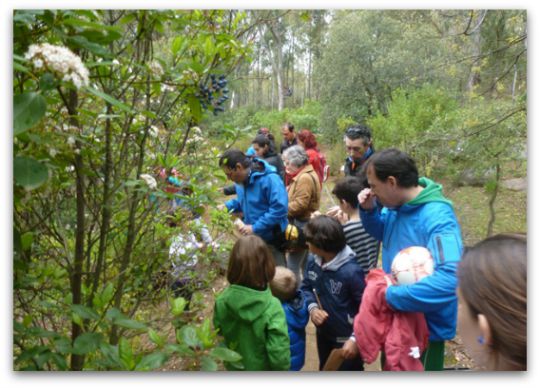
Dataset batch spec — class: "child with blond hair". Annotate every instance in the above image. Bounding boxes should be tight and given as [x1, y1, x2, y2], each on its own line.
[270, 266, 309, 371]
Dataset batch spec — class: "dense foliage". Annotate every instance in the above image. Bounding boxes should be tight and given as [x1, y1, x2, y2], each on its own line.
[13, 9, 527, 371]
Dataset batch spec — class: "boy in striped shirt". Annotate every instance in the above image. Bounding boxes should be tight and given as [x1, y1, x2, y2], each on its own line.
[327, 176, 380, 274]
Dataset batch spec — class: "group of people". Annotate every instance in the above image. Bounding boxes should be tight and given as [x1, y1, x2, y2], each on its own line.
[172, 122, 526, 372]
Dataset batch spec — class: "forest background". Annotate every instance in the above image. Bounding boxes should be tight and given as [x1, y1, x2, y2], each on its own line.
[5, 1, 536, 385]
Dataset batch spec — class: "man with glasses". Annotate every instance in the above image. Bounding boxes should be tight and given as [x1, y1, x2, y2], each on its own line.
[343, 124, 374, 178]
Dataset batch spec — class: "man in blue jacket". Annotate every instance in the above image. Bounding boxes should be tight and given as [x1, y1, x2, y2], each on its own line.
[220, 149, 288, 266]
[358, 148, 463, 371]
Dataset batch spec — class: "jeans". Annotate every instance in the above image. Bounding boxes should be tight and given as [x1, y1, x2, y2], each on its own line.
[268, 243, 287, 267]
[287, 248, 308, 285]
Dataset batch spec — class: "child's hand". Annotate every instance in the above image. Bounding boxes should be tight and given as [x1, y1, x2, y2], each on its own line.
[325, 205, 340, 218]
[335, 210, 349, 225]
[358, 188, 376, 211]
[341, 339, 359, 359]
[310, 308, 329, 326]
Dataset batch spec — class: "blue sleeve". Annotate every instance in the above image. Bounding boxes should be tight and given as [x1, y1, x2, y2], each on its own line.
[386, 204, 463, 313]
[225, 198, 241, 213]
[252, 174, 288, 235]
[359, 204, 386, 241]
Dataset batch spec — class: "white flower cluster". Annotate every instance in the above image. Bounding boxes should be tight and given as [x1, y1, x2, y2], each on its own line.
[25, 43, 90, 89]
[161, 83, 175, 93]
[186, 126, 204, 145]
[149, 126, 159, 138]
[149, 60, 164, 77]
[140, 174, 157, 189]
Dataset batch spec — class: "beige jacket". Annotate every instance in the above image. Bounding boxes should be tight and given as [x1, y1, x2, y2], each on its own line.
[287, 164, 321, 220]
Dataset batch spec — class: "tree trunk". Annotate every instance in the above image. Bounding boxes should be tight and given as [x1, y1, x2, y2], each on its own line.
[466, 12, 484, 93]
[486, 163, 501, 237]
[67, 88, 86, 371]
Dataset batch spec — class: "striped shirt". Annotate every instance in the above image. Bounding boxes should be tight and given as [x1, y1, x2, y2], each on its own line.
[343, 220, 380, 275]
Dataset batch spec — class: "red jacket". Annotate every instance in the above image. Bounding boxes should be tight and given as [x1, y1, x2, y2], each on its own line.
[305, 148, 324, 186]
[353, 269, 429, 371]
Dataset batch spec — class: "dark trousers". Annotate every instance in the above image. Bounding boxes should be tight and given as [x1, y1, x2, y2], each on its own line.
[316, 333, 364, 371]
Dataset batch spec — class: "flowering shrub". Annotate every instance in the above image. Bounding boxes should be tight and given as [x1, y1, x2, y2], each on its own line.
[24, 43, 90, 89]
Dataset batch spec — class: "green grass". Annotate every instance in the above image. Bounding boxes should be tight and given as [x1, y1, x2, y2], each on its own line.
[443, 181, 527, 246]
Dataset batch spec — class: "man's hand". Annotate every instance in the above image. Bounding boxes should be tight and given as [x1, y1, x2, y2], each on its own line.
[310, 308, 329, 326]
[217, 204, 227, 211]
[358, 188, 376, 211]
[341, 338, 359, 359]
[239, 224, 254, 236]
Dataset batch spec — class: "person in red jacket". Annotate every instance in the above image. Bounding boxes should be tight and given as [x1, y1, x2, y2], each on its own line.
[353, 269, 429, 371]
[297, 129, 326, 186]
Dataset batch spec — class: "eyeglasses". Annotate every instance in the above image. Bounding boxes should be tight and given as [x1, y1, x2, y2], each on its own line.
[346, 146, 363, 152]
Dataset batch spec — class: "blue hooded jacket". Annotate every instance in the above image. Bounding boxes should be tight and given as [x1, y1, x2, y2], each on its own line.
[225, 158, 288, 243]
[360, 177, 463, 341]
[300, 245, 365, 342]
[282, 290, 309, 371]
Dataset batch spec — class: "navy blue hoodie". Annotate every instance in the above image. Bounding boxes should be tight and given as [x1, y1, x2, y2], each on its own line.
[300, 245, 366, 341]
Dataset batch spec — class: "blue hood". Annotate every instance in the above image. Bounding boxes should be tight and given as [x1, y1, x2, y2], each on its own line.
[225, 158, 288, 243]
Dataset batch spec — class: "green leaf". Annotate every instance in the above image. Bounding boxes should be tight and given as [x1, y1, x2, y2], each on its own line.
[118, 337, 135, 370]
[72, 332, 103, 355]
[210, 347, 243, 363]
[114, 318, 147, 331]
[135, 352, 169, 371]
[13, 156, 49, 190]
[187, 95, 202, 122]
[14, 92, 47, 135]
[100, 283, 114, 305]
[200, 355, 218, 371]
[50, 353, 68, 370]
[171, 36, 183, 55]
[53, 337, 72, 354]
[71, 304, 100, 321]
[39, 73, 57, 91]
[99, 342, 121, 366]
[84, 87, 134, 113]
[178, 325, 200, 349]
[67, 35, 109, 57]
[105, 307, 124, 322]
[20, 232, 33, 251]
[148, 328, 165, 348]
[170, 296, 187, 316]
[164, 343, 195, 357]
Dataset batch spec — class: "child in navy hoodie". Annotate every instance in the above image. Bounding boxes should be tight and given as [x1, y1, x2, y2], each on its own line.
[270, 266, 309, 371]
[300, 215, 366, 371]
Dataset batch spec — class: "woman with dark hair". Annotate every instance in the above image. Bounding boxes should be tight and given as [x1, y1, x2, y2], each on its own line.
[252, 134, 285, 181]
[457, 233, 526, 371]
[297, 129, 325, 185]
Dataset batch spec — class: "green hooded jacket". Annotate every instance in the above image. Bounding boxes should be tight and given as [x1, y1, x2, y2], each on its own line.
[407, 177, 453, 207]
[213, 284, 291, 371]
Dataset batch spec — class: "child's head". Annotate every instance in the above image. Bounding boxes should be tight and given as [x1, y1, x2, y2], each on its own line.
[331, 175, 368, 211]
[269, 266, 297, 302]
[303, 215, 346, 255]
[457, 233, 526, 371]
[227, 235, 276, 290]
